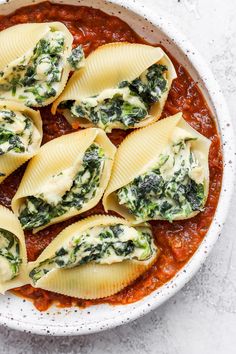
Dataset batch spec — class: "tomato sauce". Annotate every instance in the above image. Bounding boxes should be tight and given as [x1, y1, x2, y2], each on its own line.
[0, 2, 223, 311]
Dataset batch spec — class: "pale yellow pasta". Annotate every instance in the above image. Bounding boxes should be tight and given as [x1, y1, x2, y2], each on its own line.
[12, 129, 116, 232]
[0, 22, 73, 106]
[0, 205, 28, 293]
[52, 43, 176, 130]
[28, 215, 159, 299]
[0, 23, 48, 71]
[103, 112, 211, 221]
[0, 100, 42, 183]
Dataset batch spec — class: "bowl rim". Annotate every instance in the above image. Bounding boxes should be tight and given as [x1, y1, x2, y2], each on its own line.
[0, 0, 235, 336]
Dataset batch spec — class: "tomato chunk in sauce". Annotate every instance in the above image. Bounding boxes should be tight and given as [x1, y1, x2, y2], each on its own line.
[0, 1, 223, 311]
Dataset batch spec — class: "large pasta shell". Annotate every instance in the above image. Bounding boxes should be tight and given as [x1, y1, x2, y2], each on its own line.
[103, 113, 211, 221]
[28, 215, 158, 299]
[0, 100, 42, 184]
[52, 43, 176, 128]
[12, 129, 116, 232]
[0, 23, 49, 72]
[0, 22, 73, 107]
[0, 205, 28, 293]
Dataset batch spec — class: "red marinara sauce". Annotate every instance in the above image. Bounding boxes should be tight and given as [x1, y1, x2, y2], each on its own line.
[0, 2, 223, 311]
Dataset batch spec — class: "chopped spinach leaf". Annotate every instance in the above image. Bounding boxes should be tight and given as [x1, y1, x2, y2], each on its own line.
[67, 45, 84, 70]
[128, 64, 168, 105]
[73, 95, 148, 130]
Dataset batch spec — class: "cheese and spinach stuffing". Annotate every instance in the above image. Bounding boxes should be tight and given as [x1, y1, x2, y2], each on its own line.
[67, 44, 84, 71]
[0, 30, 71, 106]
[62, 64, 168, 131]
[117, 137, 206, 222]
[29, 224, 156, 284]
[0, 108, 36, 156]
[0, 228, 22, 282]
[19, 143, 105, 230]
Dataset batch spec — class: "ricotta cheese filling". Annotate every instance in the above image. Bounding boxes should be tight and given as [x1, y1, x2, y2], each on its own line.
[29, 224, 156, 284]
[19, 143, 105, 230]
[0, 228, 21, 282]
[0, 108, 40, 155]
[0, 30, 66, 106]
[117, 131, 206, 222]
[65, 63, 168, 131]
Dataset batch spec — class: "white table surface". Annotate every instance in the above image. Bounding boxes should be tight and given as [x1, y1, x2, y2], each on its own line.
[0, 0, 236, 352]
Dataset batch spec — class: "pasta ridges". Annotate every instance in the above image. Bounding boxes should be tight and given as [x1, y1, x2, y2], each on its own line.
[0, 205, 28, 293]
[34, 260, 155, 300]
[0, 23, 50, 71]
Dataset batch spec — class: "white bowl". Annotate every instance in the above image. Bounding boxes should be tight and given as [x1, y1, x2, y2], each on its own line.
[0, 0, 235, 336]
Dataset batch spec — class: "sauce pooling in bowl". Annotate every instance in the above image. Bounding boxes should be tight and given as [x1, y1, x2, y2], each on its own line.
[0, 1, 222, 311]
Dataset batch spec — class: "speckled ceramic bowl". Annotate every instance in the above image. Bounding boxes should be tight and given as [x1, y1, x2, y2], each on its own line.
[0, 0, 235, 336]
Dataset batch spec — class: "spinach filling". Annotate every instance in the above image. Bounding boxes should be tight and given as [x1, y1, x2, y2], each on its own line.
[67, 45, 84, 70]
[29, 224, 155, 284]
[67, 64, 168, 130]
[0, 30, 66, 105]
[117, 138, 206, 222]
[0, 109, 34, 155]
[126, 63, 168, 105]
[19, 144, 105, 230]
[72, 94, 148, 130]
[0, 228, 22, 281]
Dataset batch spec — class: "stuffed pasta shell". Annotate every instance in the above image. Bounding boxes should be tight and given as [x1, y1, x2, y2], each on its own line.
[12, 128, 116, 232]
[103, 113, 211, 222]
[28, 215, 158, 299]
[0, 100, 42, 183]
[0, 22, 82, 107]
[52, 43, 176, 132]
[0, 205, 27, 293]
